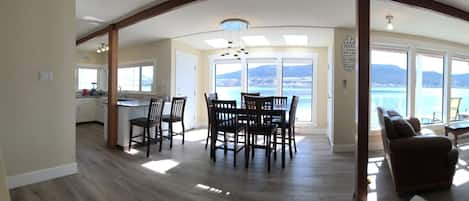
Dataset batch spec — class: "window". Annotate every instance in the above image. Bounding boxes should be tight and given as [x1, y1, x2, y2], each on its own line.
[283, 60, 313, 122]
[215, 62, 242, 103]
[451, 57, 469, 121]
[118, 64, 154, 92]
[370, 49, 408, 129]
[248, 61, 277, 97]
[78, 68, 98, 90]
[213, 56, 316, 123]
[415, 52, 444, 124]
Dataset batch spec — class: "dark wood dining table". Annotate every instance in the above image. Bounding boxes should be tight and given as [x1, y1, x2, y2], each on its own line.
[209, 107, 288, 169]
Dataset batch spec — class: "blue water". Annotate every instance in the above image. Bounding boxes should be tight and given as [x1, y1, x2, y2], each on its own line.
[370, 87, 469, 128]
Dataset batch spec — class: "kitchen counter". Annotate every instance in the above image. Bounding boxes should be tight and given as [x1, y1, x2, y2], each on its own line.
[103, 99, 150, 107]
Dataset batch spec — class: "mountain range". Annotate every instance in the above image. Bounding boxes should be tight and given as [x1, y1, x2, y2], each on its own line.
[216, 64, 469, 88]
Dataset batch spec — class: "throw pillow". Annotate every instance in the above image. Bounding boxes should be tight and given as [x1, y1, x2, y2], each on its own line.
[392, 119, 416, 138]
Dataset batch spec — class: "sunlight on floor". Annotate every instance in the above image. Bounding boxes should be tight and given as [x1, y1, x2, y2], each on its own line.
[367, 156, 384, 200]
[124, 148, 140, 155]
[141, 159, 180, 174]
[453, 169, 469, 186]
[173, 129, 208, 142]
[367, 192, 377, 201]
[458, 144, 469, 151]
[195, 184, 231, 196]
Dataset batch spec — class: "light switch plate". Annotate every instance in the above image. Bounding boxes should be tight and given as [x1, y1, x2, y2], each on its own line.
[38, 72, 54, 81]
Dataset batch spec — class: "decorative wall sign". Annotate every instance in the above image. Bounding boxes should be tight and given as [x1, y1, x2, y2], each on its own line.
[343, 36, 356, 71]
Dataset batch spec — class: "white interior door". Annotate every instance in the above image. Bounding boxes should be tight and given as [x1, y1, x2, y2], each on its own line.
[175, 51, 197, 129]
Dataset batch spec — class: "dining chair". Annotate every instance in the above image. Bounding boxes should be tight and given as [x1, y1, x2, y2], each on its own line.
[162, 97, 187, 149]
[204, 92, 218, 149]
[272, 96, 299, 158]
[240, 92, 261, 108]
[211, 100, 245, 167]
[272, 96, 288, 109]
[244, 96, 275, 154]
[129, 98, 165, 157]
[244, 96, 277, 171]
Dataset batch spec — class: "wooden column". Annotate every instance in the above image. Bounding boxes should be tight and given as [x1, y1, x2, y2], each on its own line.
[107, 24, 118, 147]
[354, 0, 370, 200]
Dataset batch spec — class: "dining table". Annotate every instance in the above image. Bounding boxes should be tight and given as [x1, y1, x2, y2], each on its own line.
[209, 106, 288, 169]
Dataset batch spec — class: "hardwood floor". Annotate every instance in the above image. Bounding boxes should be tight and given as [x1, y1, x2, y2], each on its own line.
[10, 124, 355, 201]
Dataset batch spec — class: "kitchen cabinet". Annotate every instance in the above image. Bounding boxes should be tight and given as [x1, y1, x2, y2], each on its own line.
[76, 97, 104, 123]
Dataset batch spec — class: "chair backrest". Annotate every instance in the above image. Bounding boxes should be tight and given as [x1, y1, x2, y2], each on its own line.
[211, 100, 238, 130]
[244, 96, 273, 110]
[288, 96, 299, 125]
[170, 97, 187, 120]
[273, 96, 288, 110]
[204, 93, 218, 123]
[450, 97, 462, 121]
[241, 92, 260, 107]
[147, 98, 165, 123]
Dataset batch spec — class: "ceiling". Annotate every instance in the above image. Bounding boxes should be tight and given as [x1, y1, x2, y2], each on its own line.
[76, 0, 166, 37]
[77, 0, 469, 51]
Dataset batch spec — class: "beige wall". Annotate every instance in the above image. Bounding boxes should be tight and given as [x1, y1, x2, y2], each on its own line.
[197, 47, 330, 129]
[0, 0, 76, 178]
[117, 40, 172, 96]
[76, 49, 105, 65]
[331, 28, 357, 149]
[0, 148, 11, 201]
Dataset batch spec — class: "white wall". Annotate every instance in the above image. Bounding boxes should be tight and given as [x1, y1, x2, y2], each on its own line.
[0, 0, 76, 186]
[0, 148, 10, 201]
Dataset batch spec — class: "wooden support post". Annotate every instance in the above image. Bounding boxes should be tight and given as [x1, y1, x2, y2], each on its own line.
[107, 25, 118, 147]
[354, 0, 370, 200]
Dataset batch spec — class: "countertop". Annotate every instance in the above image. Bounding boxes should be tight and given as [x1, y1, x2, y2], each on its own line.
[103, 99, 149, 107]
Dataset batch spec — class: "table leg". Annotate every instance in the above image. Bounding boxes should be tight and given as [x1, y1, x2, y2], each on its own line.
[282, 113, 286, 168]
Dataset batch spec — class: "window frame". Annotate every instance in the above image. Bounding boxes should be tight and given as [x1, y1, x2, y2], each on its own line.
[209, 53, 318, 124]
[414, 51, 446, 125]
[118, 61, 155, 94]
[76, 64, 102, 92]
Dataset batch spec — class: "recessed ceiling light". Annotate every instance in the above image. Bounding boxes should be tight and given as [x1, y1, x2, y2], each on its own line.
[205, 39, 228, 48]
[241, 36, 270, 46]
[283, 35, 308, 46]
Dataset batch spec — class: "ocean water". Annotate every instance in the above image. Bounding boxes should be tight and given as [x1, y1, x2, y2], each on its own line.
[370, 87, 469, 128]
[216, 86, 469, 128]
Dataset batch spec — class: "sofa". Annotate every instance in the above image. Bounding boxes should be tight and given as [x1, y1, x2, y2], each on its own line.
[376, 107, 458, 194]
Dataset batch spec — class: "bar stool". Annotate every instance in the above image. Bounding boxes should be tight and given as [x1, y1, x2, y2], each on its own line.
[129, 98, 165, 157]
[162, 97, 187, 149]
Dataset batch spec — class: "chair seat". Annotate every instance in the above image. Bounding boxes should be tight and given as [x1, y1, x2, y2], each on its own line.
[162, 115, 182, 122]
[130, 118, 158, 127]
[247, 125, 277, 135]
[216, 120, 244, 133]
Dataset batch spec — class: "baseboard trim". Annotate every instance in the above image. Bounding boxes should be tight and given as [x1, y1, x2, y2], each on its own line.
[331, 143, 383, 153]
[332, 144, 355, 153]
[7, 163, 78, 189]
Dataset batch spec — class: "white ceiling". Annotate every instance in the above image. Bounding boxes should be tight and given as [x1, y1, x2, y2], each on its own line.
[371, 0, 469, 46]
[76, 0, 166, 37]
[77, 0, 469, 51]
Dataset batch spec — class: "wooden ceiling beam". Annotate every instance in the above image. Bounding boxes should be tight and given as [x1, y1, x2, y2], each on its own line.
[76, 0, 201, 45]
[391, 0, 469, 22]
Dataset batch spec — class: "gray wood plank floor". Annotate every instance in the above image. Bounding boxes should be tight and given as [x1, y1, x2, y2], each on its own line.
[10, 124, 356, 201]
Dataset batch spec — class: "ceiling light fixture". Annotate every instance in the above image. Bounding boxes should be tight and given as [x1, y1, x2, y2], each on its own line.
[219, 18, 250, 60]
[283, 35, 308, 46]
[386, 15, 394, 31]
[96, 43, 109, 54]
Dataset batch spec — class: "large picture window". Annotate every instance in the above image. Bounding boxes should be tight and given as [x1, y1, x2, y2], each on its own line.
[370, 49, 408, 129]
[118, 63, 154, 92]
[213, 56, 315, 122]
[415, 52, 444, 124]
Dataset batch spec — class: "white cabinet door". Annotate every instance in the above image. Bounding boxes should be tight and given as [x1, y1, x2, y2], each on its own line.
[76, 98, 97, 123]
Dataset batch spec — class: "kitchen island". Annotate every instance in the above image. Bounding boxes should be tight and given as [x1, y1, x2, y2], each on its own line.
[103, 99, 170, 149]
